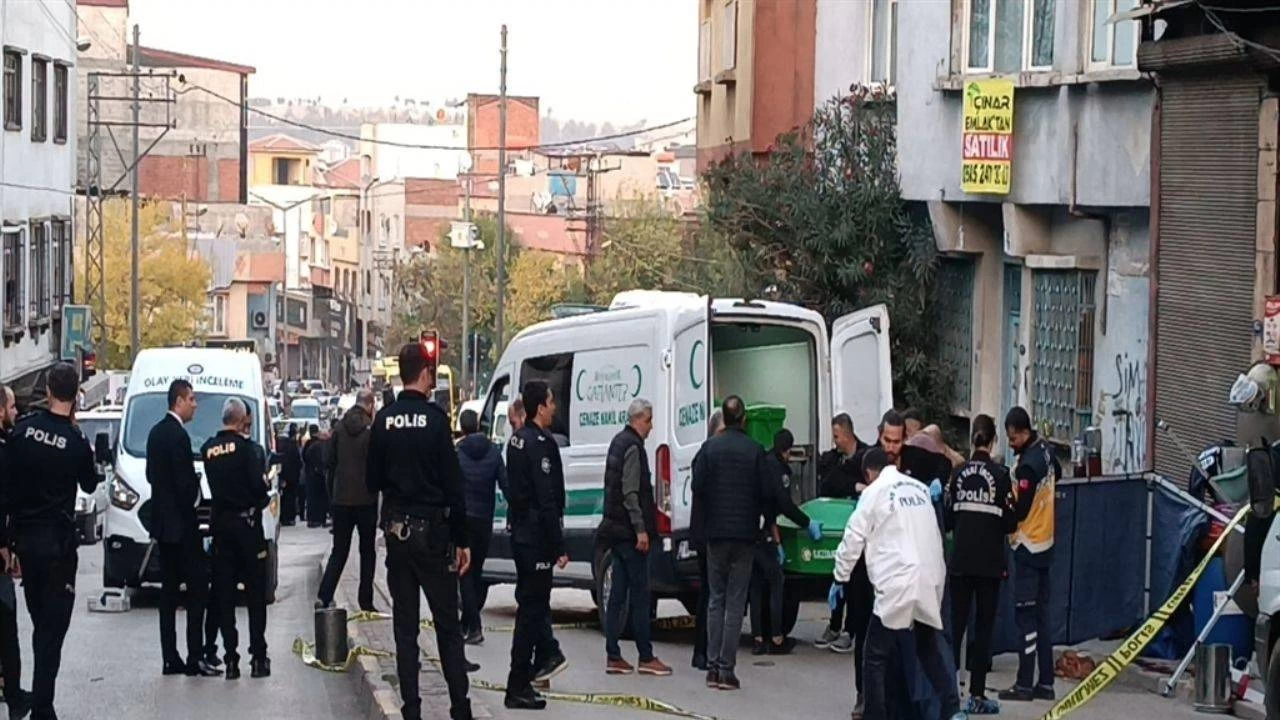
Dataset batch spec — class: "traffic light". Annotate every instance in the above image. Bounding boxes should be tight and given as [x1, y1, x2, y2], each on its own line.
[76, 346, 97, 382]
[419, 330, 445, 365]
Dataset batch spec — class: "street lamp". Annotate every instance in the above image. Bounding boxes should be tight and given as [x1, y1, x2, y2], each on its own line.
[249, 190, 328, 385]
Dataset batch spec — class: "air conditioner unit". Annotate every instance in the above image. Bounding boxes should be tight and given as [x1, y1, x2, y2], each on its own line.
[251, 310, 269, 329]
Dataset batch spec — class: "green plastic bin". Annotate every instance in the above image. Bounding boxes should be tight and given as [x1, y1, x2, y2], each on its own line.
[745, 404, 787, 449]
[778, 497, 857, 576]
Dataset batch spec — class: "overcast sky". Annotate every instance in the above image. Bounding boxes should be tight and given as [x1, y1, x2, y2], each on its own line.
[127, 0, 697, 125]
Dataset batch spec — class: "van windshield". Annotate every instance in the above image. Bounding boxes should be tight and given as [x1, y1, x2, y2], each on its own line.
[121, 392, 261, 458]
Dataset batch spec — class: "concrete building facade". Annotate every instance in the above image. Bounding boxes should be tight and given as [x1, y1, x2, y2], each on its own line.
[0, 0, 79, 401]
[895, 0, 1153, 471]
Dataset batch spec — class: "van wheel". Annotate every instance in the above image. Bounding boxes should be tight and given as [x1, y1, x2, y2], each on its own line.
[780, 589, 801, 637]
[264, 540, 279, 605]
[593, 546, 656, 639]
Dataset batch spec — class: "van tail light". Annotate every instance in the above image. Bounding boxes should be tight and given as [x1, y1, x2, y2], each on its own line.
[654, 444, 672, 535]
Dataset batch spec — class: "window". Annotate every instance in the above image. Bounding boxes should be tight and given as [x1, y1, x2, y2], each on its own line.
[1031, 270, 1096, 441]
[51, 220, 68, 308]
[211, 294, 227, 334]
[30, 57, 46, 142]
[721, 1, 737, 72]
[870, 0, 899, 86]
[965, 0, 1054, 73]
[3, 228, 22, 328]
[699, 20, 712, 82]
[479, 374, 512, 443]
[272, 157, 299, 185]
[29, 221, 48, 319]
[1090, 0, 1138, 68]
[3, 49, 20, 131]
[519, 353, 574, 445]
[53, 63, 67, 143]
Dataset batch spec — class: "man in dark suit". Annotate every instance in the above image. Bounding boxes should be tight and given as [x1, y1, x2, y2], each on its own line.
[147, 379, 220, 678]
[277, 423, 302, 526]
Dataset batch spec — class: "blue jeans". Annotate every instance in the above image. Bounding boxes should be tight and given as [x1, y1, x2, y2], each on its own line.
[604, 542, 653, 661]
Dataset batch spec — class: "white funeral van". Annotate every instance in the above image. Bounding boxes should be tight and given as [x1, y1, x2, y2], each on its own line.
[104, 348, 282, 601]
[475, 290, 892, 615]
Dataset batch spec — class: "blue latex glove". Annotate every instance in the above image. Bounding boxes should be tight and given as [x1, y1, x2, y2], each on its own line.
[776, 544, 786, 566]
[807, 520, 824, 542]
[929, 478, 943, 503]
[828, 581, 844, 611]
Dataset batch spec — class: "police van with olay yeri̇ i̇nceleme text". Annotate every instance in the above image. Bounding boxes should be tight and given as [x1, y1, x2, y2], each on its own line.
[103, 348, 282, 601]
[471, 290, 893, 628]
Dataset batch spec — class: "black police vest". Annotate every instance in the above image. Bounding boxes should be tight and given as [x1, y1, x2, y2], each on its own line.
[598, 426, 657, 543]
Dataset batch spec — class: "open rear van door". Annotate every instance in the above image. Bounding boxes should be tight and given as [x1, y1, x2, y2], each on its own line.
[667, 295, 711, 542]
[830, 304, 894, 445]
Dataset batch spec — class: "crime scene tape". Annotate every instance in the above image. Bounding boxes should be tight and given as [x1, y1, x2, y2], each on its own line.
[291, 636, 391, 673]
[418, 614, 697, 633]
[347, 610, 392, 623]
[1039, 502, 1257, 720]
[421, 653, 724, 720]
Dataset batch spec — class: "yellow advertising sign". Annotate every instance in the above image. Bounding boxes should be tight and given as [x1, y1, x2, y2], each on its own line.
[961, 78, 1014, 194]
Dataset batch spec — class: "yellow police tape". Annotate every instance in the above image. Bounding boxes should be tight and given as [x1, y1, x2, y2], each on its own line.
[419, 653, 724, 720]
[417, 614, 697, 633]
[1039, 502, 1255, 720]
[291, 636, 392, 673]
[347, 610, 392, 623]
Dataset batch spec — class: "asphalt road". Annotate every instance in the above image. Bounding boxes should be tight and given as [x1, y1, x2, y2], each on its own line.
[11, 526, 359, 720]
[462, 584, 1219, 720]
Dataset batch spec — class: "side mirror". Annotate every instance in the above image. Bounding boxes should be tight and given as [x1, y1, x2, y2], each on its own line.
[94, 432, 113, 464]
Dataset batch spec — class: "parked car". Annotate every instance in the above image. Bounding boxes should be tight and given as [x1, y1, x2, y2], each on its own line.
[75, 405, 121, 544]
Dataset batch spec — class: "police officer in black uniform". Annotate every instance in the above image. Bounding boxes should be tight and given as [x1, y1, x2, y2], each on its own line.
[8, 362, 102, 720]
[366, 343, 472, 720]
[202, 398, 271, 680]
[504, 380, 569, 711]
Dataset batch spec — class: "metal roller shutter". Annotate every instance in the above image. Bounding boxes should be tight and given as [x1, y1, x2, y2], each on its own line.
[1153, 72, 1263, 482]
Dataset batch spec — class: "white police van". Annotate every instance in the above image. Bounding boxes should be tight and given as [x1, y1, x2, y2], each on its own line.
[104, 348, 281, 601]
[474, 291, 892, 618]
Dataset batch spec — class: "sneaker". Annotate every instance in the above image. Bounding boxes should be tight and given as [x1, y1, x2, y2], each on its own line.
[637, 658, 673, 676]
[503, 689, 547, 711]
[533, 653, 568, 683]
[465, 659, 481, 673]
[997, 686, 1033, 702]
[815, 626, 840, 648]
[606, 657, 634, 675]
[1033, 685, 1055, 701]
[850, 696, 865, 720]
[717, 670, 741, 690]
[769, 637, 797, 655]
[705, 669, 720, 688]
[463, 628, 485, 646]
[751, 639, 768, 656]
[829, 632, 854, 654]
[966, 696, 1000, 715]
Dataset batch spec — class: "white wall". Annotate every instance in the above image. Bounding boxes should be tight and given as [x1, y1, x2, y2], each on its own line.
[248, 185, 322, 291]
[360, 123, 468, 181]
[0, 0, 78, 385]
[815, 0, 871, 108]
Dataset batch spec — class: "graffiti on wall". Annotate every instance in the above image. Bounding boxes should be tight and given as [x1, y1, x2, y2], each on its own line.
[1102, 352, 1147, 472]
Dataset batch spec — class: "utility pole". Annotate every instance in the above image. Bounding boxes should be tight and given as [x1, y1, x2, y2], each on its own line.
[461, 173, 472, 398]
[495, 24, 508, 351]
[129, 24, 141, 362]
[280, 209, 289, 382]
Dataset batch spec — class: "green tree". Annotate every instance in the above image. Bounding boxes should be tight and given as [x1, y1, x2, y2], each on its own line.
[701, 88, 950, 419]
[75, 199, 212, 369]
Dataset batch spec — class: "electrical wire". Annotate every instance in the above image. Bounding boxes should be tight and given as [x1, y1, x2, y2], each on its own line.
[33, 0, 79, 51]
[1196, 2, 1280, 13]
[179, 81, 693, 153]
[1198, 2, 1280, 63]
[0, 180, 76, 196]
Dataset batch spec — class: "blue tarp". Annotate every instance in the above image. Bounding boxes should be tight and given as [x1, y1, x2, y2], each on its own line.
[1143, 484, 1208, 659]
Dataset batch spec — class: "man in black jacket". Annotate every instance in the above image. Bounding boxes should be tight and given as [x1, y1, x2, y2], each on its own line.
[689, 410, 724, 672]
[457, 408, 506, 645]
[503, 381, 569, 710]
[317, 389, 379, 611]
[147, 379, 220, 678]
[751, 429, 821, 656]
[10, 363, 104, 719]
[203, 398, 272, 680]
[303, 424, 329, 528]
[691, 396, 775, 691]
[816, 413, 867, 655]
[0, 386, 30, 718]
[278, 424, 302, 526]
[366, 344, 472, 720]
[945, 414, 1016, 715]
[598, 398, 672, 677]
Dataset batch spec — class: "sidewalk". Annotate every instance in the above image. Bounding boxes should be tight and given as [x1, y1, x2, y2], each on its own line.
[330, 534, 493, 720]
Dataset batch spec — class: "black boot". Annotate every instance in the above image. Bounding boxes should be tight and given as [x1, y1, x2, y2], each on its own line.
[250, 656, 271, 678]
[224, 660, 241, 680]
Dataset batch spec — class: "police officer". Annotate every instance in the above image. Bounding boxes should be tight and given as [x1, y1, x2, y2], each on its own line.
[0, 385, 30, 719]
[8, 362, 102, 720]
[366, 343, 472, 720]
[945, 414, 1016, 715]
[504, 380, 569, 710]
[202, 398, 271, 680]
